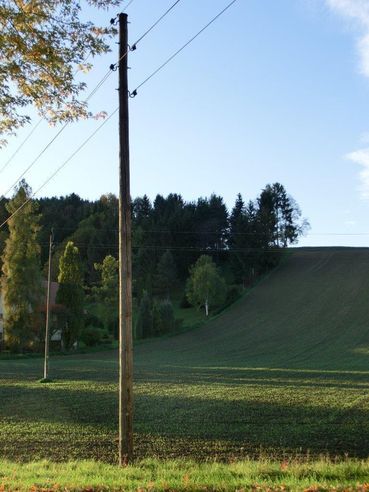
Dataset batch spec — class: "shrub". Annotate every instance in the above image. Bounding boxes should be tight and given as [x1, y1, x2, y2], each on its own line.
[153, 300, 175, 336]
[84, 312, 104, 329]
[179, 294, 191, 309]
[135, 291, 153, 339]
[80, 326, 106, 347]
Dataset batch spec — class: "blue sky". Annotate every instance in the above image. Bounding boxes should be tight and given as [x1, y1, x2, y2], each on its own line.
[2, 0, 369, 247]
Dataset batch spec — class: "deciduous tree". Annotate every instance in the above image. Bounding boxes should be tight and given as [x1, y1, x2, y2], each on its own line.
[186, 255, 226, 317]
[0, 0, 120, 145]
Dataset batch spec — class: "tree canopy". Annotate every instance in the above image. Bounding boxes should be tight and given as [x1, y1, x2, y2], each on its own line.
[1, 180, 42, 351]
[186, 255, 226, 317]
[0, 180, 308, 347]
[56, 241, 84, 349]
[0, 0, 121, 145]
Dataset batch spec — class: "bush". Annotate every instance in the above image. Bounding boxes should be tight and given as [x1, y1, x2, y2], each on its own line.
[179, 294, 191, 309]
[79, 326, 107, 347]
[153, 299, 175, 336]
[135, 291, 153, 339]
[84, 312, 104, 329]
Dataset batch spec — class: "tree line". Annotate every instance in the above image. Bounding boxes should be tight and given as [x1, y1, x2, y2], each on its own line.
[0, 180, 308, 352]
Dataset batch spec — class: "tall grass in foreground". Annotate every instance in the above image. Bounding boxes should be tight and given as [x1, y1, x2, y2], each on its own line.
[1, 458, 369, 491]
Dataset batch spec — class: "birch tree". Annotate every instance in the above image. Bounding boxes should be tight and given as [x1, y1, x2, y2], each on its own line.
[186, 255, 226, 317]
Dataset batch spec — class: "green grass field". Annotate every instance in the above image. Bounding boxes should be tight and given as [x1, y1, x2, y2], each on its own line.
[1, 247, 369, 489]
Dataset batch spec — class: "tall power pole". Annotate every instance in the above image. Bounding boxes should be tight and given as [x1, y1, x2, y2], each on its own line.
[43, 228, 53, 381]
[118, 12, 133, 465]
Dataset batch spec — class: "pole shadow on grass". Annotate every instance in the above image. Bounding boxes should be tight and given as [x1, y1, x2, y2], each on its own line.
[1, 362, 369, 462]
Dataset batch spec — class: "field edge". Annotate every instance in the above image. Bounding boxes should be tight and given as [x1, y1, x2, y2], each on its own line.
[2, 458, 369, 491]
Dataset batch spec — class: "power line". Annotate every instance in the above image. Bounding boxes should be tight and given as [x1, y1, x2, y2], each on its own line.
[110, 0, 183, 70]
[130, 0, 239, 97]
[2, 123, 69, 198]
[38, 242, 367, 254]
[0, 119, 43, 174]
[130, 0, 182, 50]
[0, 53, 93, 176]
[123, 0, 136, 11]
[1, 70, 119, 198]
[28, 225, 369, 237]
[1, 1, 185, 196]
[0, 108, 119, 230]
[1, 65, 114, 197]
[34, 240, 288, 253]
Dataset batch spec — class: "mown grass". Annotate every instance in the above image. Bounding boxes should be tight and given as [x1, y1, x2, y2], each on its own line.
[1, 248, 369, 488]
[2, 458, 369, 491]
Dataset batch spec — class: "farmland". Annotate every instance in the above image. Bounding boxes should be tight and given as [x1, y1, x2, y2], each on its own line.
[1, 247, 369, 488]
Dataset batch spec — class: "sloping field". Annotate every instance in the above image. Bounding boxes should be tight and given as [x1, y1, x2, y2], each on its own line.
[137, 247, 369, 371]
[1, 247, 369, 463]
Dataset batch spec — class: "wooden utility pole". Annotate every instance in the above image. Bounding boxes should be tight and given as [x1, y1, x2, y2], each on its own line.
[118, 12, 133, 465]
[43, 228, 53, 380]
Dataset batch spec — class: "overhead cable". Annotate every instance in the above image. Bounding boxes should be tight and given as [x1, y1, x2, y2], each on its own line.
[130, 0, 239, 97]
[1, 0, 183, 194]
[0, 51, 94, 176]
[130, 0, 181, 50]
[0, 119, 43, 174]
[0, 108, 118, 230]
[123, 0, 136, 11]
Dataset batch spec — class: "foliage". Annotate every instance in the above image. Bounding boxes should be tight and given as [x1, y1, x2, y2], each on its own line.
[228, 185, 309, 282]
[135, 290, 152, 339]
[155, 250, 177, 299]
[257, 182, 309, 248]
[34, 185, 307, 297]
[228, 194, 258, 284]
[0, 0, 121, 145]
[56, 241, 84, 349]
[80, 326, 109, 347]
[93, 255, 118, 337]
[186, 255, 226, 316]
[179, 292, 191, 308]
[38, 193, 94, 268]
[152, 299, 175, 336]
[1, 180, 42, 352]
[134, 246, 156, 299]
[65, 193, 118, 284]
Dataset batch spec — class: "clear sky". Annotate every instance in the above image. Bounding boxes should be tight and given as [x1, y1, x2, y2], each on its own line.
[2, 0, 369, 247]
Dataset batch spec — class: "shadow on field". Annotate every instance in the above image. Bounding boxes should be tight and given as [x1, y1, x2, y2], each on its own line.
[133, 391, 369, 458]
[135, 365, 369, 391]
[1, 363, 369, 461]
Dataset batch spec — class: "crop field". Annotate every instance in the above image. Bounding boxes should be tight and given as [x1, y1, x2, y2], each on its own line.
[1, 248, 369, 488]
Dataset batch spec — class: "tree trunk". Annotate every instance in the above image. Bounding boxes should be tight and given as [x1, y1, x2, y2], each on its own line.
[205, 299, 209, 317]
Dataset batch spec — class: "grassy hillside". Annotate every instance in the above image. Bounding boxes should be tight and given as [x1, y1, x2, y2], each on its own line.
[1, 247, 369, 465]
[137, 247, 369, 371]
